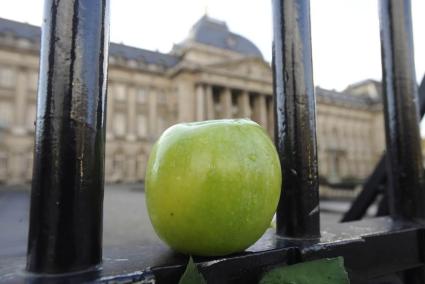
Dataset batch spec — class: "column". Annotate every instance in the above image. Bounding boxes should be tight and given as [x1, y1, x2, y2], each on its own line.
[106, 83, 115, 140]
[254, 95, 267, 129]
[220, 88, 232, 118]
[238, 90, 251, 118]
[195, 84, 205, 121]
[266, 95, 274, 136]
[177, 79, 196, 122]
[148, 87, 157, 137]
[205, 85, 214, 119]
[14, 68, 27, 134]
[126, 86, 137, 141]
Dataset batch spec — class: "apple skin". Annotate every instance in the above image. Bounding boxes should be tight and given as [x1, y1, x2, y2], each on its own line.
[145, 119, 281, 256]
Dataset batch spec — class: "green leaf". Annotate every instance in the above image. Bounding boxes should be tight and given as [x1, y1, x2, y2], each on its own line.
[178, 256, 207, 284]
[259, 257, 350, 284]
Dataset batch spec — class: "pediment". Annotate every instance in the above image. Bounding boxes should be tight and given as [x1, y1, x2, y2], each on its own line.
[205, 57, 272, 81]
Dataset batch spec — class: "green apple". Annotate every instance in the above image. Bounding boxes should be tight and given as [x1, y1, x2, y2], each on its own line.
[145, 119, 281, 256]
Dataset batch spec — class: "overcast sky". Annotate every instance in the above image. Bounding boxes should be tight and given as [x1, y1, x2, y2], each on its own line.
[0, 0, 424, 91]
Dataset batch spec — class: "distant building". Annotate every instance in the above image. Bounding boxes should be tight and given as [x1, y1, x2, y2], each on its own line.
[0, 16, 385, 188]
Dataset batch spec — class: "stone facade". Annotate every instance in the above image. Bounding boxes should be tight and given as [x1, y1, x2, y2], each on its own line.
[0, 16, 385, 187]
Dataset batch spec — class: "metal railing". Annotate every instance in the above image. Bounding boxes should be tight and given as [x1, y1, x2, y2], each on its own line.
[1, 0, 424, 283]
[27, 0, 109, 274]
[343, 75, 425, 222]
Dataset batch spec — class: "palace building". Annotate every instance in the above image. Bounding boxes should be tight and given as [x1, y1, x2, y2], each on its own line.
[0, 16, 385, 189]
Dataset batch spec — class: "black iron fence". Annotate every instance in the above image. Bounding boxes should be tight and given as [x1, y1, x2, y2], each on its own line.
[1, 0, 424, 283]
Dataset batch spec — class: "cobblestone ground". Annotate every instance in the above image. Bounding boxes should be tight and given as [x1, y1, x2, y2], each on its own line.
[0, 184, 343, 258]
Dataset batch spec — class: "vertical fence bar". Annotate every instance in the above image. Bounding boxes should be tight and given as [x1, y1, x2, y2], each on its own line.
[26, 0, 110, 274]
[379, 0, 425, 220]
[272, 0, 320, 238]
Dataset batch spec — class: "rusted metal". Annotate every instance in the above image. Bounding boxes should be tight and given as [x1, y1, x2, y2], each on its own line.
[26, 0, 110, 274]
[379, 0, 425, 220]
[272, 0, 320, 238]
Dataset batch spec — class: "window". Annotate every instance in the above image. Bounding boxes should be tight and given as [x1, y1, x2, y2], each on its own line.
[113, 112, 126, 137]
[0, 66, 16, 88]
[26, 104, 37, 130]
[249, 94, 257, 121]
[231, 93, 239, 117]
[29, 72, 38, 91]
[157, 90, 167, 105]
[137, 88, 148, 104]
[107, 85, 113, 98]
[0, 102, 13, 128]
[25, 153, 33, 181]
[112, 152, 125, 181]
[157, 115, 167, 135]
[137, 114, 147, 137]
[328, 150, 342, 183]
[213, 91, 222, 118]
[105, 156, 113, 176]
[0, 152, 7, 177]
[114, 84, 126, 102]
[128, 60, 137, 68]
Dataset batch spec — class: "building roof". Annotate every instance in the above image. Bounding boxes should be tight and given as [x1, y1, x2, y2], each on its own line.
[316, 87, 381, 108]
[0, 17, 382, 109]
[187, 15, 263, 59]
[345, 79, 382, 91]
[109, 44, 180, 68]
[0, 17, 181, 68]
[0, 16, 263, 67]
[345, 79, 383, 96]
[0, 17, 41, 43]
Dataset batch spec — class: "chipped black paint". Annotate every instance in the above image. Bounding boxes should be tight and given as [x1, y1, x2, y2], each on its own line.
[272, 0, 320, 238]
[26, 0, 110, 274]
[379, 0, 425, 220]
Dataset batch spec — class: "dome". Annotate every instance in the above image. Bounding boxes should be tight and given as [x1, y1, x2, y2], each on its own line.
[187, 15, 263, 59]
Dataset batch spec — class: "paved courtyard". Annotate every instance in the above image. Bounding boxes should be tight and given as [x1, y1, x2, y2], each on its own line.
[0, 184, 344, 259]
